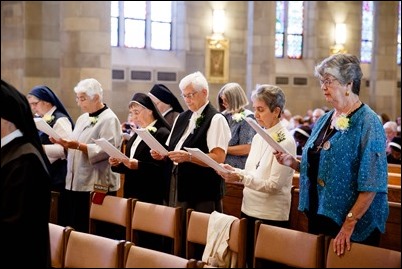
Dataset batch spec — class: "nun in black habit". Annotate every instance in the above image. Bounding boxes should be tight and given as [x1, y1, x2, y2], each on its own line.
[1, 79, 52, 268]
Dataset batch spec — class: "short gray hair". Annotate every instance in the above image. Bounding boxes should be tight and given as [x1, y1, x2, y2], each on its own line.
[74, 78, 103, 101]
[314, 54, 363, 95]
[251, 84, 286, 115]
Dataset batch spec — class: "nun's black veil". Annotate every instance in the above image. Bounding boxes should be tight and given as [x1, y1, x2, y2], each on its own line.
[130, 92, 171, 131]
[1, 79, 51, 171]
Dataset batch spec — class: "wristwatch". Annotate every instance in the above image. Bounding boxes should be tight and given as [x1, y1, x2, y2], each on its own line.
[347, 212, 359, 221]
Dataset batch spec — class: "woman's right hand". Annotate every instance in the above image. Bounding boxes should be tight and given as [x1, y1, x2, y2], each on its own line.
[150, 149, 165, 160]
[274, 151, 297, 169]
[109, 157, 121, 166]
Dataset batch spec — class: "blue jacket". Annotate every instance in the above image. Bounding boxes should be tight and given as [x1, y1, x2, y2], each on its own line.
[299, 104, 389, 241]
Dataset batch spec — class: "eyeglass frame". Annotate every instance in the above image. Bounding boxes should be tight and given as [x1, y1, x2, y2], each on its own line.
[29, 100, 41, 106]
[131, 108, 145, 116]
[319, 78, 338, 88]
[180, 91, 198, 99]
[75, 96, 88, 102]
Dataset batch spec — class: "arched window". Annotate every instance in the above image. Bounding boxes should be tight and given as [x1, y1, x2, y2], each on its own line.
[275, 1, 304, 59]
[111, 1, 172, 50]
[360, 1, 374, 63]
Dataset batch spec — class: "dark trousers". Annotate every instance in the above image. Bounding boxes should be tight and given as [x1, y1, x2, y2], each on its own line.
[64, 189, 116, 233]
[308, 213, 381, 246]
[241, 212, 290, 268]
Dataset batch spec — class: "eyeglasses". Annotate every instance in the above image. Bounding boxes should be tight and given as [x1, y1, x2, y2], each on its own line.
[131, 108, 144, 116]
[76, 96, 87, 102]
[319, 78, 338, 88]
[29, 101, 41, 106]
[180, 91, 198, 99]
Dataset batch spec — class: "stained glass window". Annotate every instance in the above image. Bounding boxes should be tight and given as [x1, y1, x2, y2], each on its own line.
[111, 1, 172, 50]
[275, 1, 304, 59]
[361, 1, 374, 63]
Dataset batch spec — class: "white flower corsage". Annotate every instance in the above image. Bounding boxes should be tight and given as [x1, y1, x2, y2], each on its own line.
[271, 130, 286, 143]
[333, 114, 350, 133]
[146, 126, 157, 133]
[232, 111, 246, 122]
[43, 114, 55, 124]
[89, 116, 98, 126]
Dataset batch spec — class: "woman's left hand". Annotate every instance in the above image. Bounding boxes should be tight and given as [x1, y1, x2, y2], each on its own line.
[332, 220, 356, 256]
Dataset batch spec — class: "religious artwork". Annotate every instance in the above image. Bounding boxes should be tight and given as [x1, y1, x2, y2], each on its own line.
[205, 37, 229, 83]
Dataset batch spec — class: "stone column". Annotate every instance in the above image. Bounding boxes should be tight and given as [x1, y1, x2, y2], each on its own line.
[59, 1, 112, 120]
[246, 1, 276, 97]
[369, 1, 399, 117]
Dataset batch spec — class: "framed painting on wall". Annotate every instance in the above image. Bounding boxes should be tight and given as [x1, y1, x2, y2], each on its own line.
[205, 37, 229, 83]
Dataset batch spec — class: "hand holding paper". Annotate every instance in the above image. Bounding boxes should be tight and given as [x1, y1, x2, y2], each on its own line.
[93, 138, 129, 160]
[184, 147, 230, 174]
[34, 117, 61, 139]
[134, 128, 168, 155]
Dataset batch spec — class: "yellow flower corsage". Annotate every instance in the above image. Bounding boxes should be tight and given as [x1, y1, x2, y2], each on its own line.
[271, 130, 286, 143]
[333, 114, 350, 133]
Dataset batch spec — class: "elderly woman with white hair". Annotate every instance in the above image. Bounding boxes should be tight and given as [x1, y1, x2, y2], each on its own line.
[383, 121, 398, 154]
[51, 78, 122, 233]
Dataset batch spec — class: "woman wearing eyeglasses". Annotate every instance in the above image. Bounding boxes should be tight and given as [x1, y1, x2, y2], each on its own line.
[51, 78, 122, 233]
[27, 85, 74, 226]
[109, 93, 171, 205]
[274, 54, 388, 256]
[108, 93, 171, 249]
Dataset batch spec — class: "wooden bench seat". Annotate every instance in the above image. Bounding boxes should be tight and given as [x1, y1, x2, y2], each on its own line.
[388, 163, 401, 174]
[388, 172, 401, 186]
[380, 201, 401, 252]
[388, 184, 401, 203]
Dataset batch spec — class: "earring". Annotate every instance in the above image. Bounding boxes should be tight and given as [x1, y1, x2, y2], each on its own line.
[345, 90, 350, 96]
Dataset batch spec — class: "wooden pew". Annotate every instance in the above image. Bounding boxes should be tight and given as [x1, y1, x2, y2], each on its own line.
[388, 172, 401, 186]
[388, 184, 401, 203]
[388, 163, 401, 174]
[292, 173, 300, 187]
[289, 186, 308, 232]
[293, 172, 400, 187]
[379, 201, 401, 252]
[222, 181, 244, 218]
[223, 178, 401, 252]
[223, 173, 300, 218]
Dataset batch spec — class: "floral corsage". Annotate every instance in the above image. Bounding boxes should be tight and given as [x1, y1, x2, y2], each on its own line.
[89, 116, 99, 126]
[232, 111, 246, 122]
[333, 114, 350, 133]
[271, 130, 286, 143]
[146, 126, 157, 133]
[43, 114, 55, 124]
